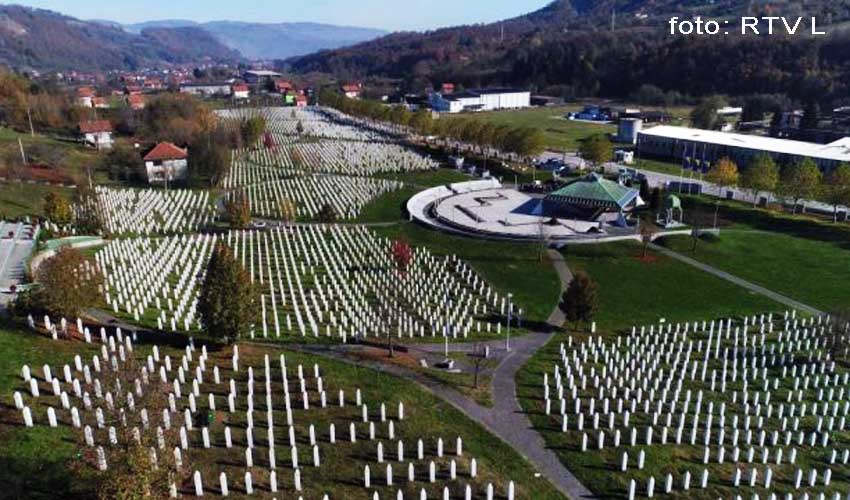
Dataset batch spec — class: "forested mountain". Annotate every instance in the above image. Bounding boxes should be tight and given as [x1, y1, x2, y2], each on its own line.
[119, 20, 387, 61]
[287, 0, 850, 104]
[0, 5, 240, 71]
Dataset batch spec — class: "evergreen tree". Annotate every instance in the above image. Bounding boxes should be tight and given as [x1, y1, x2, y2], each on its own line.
[559, 271, 599, 330]
[198, 243, 258, 344]
[317, 203, 338, 223]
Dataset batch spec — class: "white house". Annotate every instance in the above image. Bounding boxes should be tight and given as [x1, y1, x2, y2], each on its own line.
[429, 88, 531, 113]
[78, 120, 113, 150]
[232, 84, 250, 99]
[143, 142, 189, 185]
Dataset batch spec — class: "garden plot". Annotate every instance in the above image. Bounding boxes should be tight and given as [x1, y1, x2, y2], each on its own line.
[534, 311, 850, 498]
[11, 334, 527, 499]
[83, 187, 214, 236]
[229, 175, 403, 220]
[95, 226, 515, 340]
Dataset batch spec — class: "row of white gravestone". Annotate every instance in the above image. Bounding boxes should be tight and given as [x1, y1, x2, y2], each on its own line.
[216, 107, 389, 143]
[229, 174, 403, 220]
[86, 186, 214, 236]
[225, 138, 438, 188]
[539, 310, 850, 496]
[96, 225, 518, 339]
[16, 340, 518, 498]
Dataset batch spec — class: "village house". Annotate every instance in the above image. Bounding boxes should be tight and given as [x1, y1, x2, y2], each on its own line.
[92, 97, 110, 109]
[143, 142, 189, 185]
[76, 87, 95, 107]
[295, 94, 308, 107]
[78, 120, 114, 150]
[127, 94, 146, 111]
[342, 82, 362, 99]
[179, 82, 233, 98]
[232, 84, 250, 99]
[275, 80, 294, 93]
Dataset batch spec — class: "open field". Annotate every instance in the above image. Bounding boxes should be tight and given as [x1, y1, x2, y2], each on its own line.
[657, 229, 850, 313]
[561, 241, 782, 333]
[444, 106, 615, 152]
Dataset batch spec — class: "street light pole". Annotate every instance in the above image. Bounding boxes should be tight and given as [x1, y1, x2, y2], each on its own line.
[506, 292, 513, 352]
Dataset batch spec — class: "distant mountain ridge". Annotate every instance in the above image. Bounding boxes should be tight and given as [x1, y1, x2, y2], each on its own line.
[287, 0, 850, 103]
[117, 19, 388, 61]
[0, 5, 240, 71]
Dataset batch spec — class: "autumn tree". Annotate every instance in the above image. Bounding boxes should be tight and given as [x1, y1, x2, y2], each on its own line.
[825, 164, 850, 222]
[197, 242, 258, 344]
[276, 197, 297, 224]
[43, 191, 73, 225]
[558, 271, 599, 330]
[741, 154, 779, 206]
[579, 134, 613, 168]
[102, 144, 145, 184]
[386, 237, 413, 357]
[705, 157, 739, 225]
[72, 185, 104, 235]
[225, 193, 251, 229]
[32, 247, 103, 318]
[779, 158, 822, 214]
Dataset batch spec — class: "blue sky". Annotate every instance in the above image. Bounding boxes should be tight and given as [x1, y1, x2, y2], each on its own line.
[9, 0, 550, 31]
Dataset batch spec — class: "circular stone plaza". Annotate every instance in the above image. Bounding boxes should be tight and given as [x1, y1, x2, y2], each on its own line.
[407, 173, 649, 242]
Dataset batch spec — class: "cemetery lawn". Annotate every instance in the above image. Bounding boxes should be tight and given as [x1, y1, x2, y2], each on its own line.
[375, 168, 470, 188]
[515, 334, 850, 499]
[656, 230, 850, 313]
[373, 222, 561, 326]
[0, 183, 73, 219]
[0, 322, 99, 499]
[444, 106, 616, 152]
[561, 241, 782, 333]
[201, 344, 565, 498]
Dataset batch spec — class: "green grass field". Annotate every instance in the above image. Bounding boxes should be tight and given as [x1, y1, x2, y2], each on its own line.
[657, 229, 850, 312]
[562, 241, 781, 333]
[374, 222, 560, 326]
[0, 183, 73, 220]
[445, 106, 615, 152]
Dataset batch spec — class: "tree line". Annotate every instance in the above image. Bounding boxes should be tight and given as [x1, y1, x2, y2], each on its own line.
[319, 90, 547, 158]
[705, 155, 850, 220]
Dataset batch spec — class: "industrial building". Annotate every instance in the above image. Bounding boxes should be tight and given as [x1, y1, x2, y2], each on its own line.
[637, 125, 850, 172]
[429, 88, 530, 113]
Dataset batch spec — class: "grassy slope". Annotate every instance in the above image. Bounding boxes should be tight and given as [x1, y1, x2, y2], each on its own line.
[0, 183, 74, 219]
[562, 241, 781, 333]
[0, 324, 563, 499]
[373, 222, 560, 326]
[655, 196, 850, 313]
[0, 322, 99, 500]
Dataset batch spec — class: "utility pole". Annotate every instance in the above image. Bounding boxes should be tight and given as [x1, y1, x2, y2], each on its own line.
[26, 104, 34, 136]
[611, 9, 616, 31]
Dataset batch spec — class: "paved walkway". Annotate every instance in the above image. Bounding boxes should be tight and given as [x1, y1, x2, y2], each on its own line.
[546, 249, 573, 328]
[289, 332, 593, 499]
[649, 243, 823, 316]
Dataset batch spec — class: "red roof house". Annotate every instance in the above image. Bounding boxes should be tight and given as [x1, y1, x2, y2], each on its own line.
[78, 120, 113, 134]
[143, 142, 188, 162]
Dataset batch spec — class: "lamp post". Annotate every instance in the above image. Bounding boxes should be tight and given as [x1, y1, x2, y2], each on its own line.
[506, 293, 513, 352]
